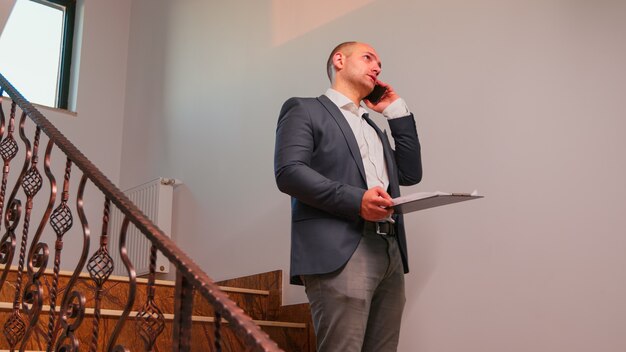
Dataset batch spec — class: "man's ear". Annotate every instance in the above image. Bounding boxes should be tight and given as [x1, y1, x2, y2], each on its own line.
[333, 52, 344, 71]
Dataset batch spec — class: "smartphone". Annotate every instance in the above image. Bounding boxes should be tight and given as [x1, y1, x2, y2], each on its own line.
[364, 84, 387, 104]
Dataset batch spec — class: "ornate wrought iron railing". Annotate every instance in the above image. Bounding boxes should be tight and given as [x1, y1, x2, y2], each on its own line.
[0, 73, 283, 352]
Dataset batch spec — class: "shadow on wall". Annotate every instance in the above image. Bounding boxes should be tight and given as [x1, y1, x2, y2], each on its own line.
[0, 1, 17, 33]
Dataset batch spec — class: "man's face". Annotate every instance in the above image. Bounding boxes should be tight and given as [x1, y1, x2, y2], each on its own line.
[337, 43, 382, 95]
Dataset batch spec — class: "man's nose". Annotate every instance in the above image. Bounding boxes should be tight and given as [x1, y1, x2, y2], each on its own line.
[372, 65, 381, 76]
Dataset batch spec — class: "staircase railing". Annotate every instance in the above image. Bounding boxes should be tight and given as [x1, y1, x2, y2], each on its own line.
[0, 73, 283, 352]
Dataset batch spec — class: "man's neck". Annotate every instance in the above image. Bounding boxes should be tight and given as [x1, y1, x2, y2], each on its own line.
[331, 82, 362, 106]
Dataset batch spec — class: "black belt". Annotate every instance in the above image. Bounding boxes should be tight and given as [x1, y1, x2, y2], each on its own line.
[364, 221, 396, 236]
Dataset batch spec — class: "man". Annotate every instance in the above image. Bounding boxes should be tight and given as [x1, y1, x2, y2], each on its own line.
[274, 42, 422, 351]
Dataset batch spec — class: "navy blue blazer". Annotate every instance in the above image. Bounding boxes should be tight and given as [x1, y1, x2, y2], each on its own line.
[274, 95, 422, 285]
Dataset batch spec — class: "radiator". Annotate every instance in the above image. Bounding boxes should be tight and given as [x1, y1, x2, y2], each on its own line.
[109, 177, 175, 276]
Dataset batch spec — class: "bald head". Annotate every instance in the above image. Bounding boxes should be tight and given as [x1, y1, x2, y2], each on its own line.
[325, 42, 382, 104]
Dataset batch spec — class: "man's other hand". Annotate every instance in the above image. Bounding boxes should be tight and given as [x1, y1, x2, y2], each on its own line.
[360, 186, 394, 221]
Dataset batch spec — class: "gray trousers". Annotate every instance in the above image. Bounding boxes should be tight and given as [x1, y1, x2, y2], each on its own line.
[302, 229, 406, 352]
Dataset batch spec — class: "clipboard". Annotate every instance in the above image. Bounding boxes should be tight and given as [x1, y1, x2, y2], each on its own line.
[392, 191, 483, 214]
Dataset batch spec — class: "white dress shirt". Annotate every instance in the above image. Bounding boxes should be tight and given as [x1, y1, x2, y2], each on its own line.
[324, 88, 411, 191]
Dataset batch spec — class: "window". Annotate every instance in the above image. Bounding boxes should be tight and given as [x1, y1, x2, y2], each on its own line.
[0, 0, 76, 109]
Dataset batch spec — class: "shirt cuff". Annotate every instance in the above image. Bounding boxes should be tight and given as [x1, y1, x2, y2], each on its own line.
[382, 98, 411, 119]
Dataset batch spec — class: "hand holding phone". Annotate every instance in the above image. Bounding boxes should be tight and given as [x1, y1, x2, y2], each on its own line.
[364, 84, 387, 104]
[364, 81, 401, 113]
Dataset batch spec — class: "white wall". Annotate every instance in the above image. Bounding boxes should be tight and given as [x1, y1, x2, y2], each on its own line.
[46, 0, 130, 180]
[121, 0, 626, 351]
[43, 0, 131, 266]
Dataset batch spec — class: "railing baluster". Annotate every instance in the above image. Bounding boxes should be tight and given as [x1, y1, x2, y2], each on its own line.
[0, 101, 18, 232]
[87, 197, 114, 352]
[54, 174, 90, 351]
[0, 102, 20, 291]
[0, 91, 6, 141]
[3, 120, 40, 351]
[1, 199, 22, 350]
[173, 270, 194, 352]
[136, 244, 165, 351]
[106, 217, 136, 352]
[214, 311, 223, 352]
[46, 157, 74, 350]
[20, 136, 56, 351]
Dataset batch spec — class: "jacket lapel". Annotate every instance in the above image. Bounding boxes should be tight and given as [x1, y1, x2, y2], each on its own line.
[317, 95, 367, 185]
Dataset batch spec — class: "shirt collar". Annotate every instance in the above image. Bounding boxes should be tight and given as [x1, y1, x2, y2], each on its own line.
[324, 88, 367, 117]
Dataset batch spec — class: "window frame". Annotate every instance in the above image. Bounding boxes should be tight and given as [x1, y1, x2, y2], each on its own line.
[13, 0, 76, 109]
[42, 0, 76, 109]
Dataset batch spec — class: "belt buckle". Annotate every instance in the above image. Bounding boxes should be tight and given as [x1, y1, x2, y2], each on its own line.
[376, 222, 390, 235]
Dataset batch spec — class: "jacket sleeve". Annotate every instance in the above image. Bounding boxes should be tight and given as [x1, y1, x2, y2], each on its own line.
[388, 114, 423, 186]
[274, 98, 365, 220]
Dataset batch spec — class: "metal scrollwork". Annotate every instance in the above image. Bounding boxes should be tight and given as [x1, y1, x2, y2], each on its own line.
[0, 102, 19, 292]
[19, 242, 49, 350]
[46, 157, 74, 350]
[0, 101, 19, 229]
[54, 291, 86, 352]
[107, 217, 136, 352]
[3, 123, 41, 350]
[54, 174, 90, 351]
[1, 73, 285, 352]
[0, 199, 21, 293]
[3, 308, 25, 349]
[20, 137, 56, 350]
[0, 215, 17, 287]
[136, 244, 166, 350]
[87, 197, 114, 352]
[15, 128, 45, 350]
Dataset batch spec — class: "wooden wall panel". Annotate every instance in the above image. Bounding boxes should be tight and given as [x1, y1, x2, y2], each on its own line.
[0, 269, 313, 351]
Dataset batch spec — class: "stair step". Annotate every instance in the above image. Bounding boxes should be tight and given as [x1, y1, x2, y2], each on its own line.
[1, 265, 272, 320]
[0, 301, 306, 329]
[0, 265, 270, 295]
